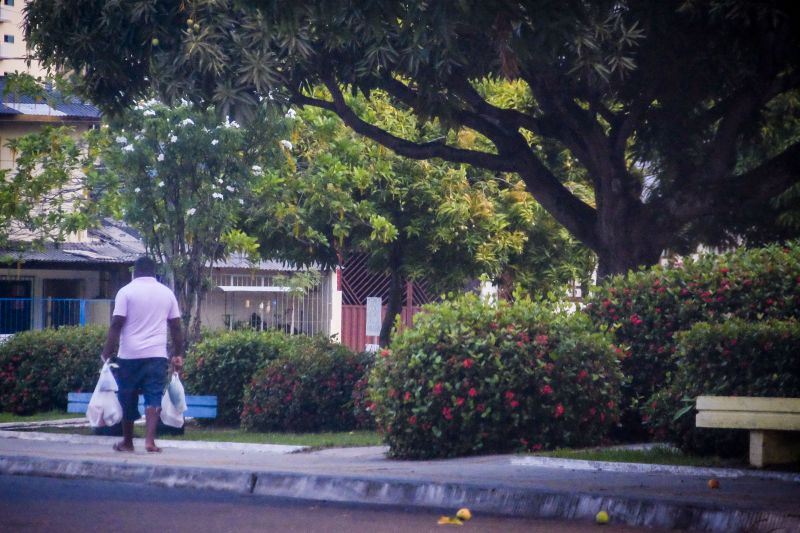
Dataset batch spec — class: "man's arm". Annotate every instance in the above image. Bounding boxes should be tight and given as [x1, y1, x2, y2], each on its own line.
[101, 315, 126, 362]
[168, 317, 184, 372]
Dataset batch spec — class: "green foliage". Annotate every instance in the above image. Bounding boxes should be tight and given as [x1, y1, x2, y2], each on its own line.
[241, 337, 371, 432]
[25, 1, 800, 274]
[0, 125, 107, 249]
[645, 319, 800, 456]
[0, 326, 105, 414]
[369, 294, 623, 459]
[98, 100, 288, 338]
[586, 242, 800, 437]
[183, 329, 292, 424]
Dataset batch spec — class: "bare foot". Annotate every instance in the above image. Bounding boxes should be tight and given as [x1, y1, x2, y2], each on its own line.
[113, 441, 134, 453]
[145, 444, 162, 453]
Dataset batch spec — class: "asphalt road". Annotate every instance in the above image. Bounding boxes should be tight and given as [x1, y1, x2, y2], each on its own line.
[0, 474, 671, 533]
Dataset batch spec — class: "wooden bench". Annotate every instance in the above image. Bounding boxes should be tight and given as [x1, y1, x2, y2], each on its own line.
[696, 396, 800, 467]
[67, 392, 217, 419]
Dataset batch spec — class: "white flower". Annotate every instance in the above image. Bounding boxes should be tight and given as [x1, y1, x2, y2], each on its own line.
[186, 208, 196, 216]
[279, 140, 293, 151]
[285, 108, 297, 119]
[158, 181, 165, 187]
[223, 116, 240, 129]
[170, 135, 178, 143]
[134, 134, 142, 141]
[122, 144, 135, 152]
[226, 185, 235, 192]
[239, 199, 244, 205]
[212, 192, 224, 200]
[180, 118, 195, 126]
[115, 136, 128, 144]
[217, 178, 224, 184]
[134, 187, 141, 193]
[211, 139, 219, 146]
[251, 165, 262, 173]
[157, 153, 165, 162]
[143, 109, 156, 116]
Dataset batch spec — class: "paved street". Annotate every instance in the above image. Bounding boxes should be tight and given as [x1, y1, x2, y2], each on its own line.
[0, 474, 669, 533]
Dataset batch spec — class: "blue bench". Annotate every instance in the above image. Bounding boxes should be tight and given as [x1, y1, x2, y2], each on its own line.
[67, 392, 217, 419]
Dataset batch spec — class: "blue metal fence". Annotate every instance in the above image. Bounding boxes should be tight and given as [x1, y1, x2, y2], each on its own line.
[0, 298, 113, 333]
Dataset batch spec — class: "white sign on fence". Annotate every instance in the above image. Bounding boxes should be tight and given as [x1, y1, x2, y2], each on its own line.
[365, 297, 382, 337]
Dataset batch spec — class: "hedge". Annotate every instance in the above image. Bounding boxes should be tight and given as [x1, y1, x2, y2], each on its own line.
[183, 329, 293, 425]
[586, 242, 800, 437]
[241, 336, 371, 432]
[644, 318, 800, 456]
[369, 294, 623, 459]
[0, 326, 106, 414]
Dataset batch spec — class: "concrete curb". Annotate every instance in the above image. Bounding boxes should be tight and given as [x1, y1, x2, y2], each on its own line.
[0, 430, 307, 454]
[512, 456, 800, 484]
[1, 453, 798, 532]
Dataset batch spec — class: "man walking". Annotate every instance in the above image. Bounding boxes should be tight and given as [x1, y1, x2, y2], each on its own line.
[101, 256, 184, 453]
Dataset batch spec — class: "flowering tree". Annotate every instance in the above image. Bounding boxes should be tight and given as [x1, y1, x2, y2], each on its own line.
[101, 101, 285, 341]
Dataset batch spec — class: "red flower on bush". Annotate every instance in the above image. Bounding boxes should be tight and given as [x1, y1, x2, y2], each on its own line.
[554, 403, 565, 418]
[629, 314, 643, 326]
[531, 443, 543, 451]
[476, 403, 486, 413]
[468, 387, 477, 397]
[462, 359, 474, 369]
[442, 407, 453, 420]
[576, 370, 589, 382]
[607, 400, 615, 409]
[380, 348, 391, 358]
[404, 391, 412, 401]
[432, 383, 444, 395]
[510, 400, 520, 408]
[540, 384, 554, 395]
[408, 415, 417, 425]
[534, 334, 549, 346]
[455, 397, 465, 407]
[504, 391, 515, 400]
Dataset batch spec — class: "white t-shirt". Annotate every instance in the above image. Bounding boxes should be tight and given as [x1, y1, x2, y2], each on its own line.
[113, 277, 181, 359]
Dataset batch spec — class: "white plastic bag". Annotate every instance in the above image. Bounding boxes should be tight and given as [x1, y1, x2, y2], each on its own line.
[167, 372, 187, 413]
[86, 362, 122, 427]
[96, 361, 119, 392]
[160, 390, 185, 428]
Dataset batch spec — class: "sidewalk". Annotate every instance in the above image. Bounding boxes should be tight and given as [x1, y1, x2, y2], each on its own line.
[1, 428, 798, 532]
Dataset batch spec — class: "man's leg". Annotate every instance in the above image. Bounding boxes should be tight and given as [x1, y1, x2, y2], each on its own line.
[114, 386, 137, 452]
[144, 406, 161, 453]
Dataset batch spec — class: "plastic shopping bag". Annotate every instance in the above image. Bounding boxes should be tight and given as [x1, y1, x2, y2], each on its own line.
[167, 372, 187, 413]
[160, 390, 185, 428]
[86, 362, 122, 427]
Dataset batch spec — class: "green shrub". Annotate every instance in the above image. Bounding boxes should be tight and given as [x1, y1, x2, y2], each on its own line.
[183, 329, 292, 424]
[369, 294, 623, 459]
[586, 242, 800, 437]
[644, 319, 800, 456]
[0, 326, 106, 414]
[241, 337, 371, 432]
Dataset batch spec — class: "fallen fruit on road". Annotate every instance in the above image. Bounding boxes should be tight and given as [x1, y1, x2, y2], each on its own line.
[456, 508, 472, 521]
[437, 516, 463, 526]
[708, 478, 720, 489]
[596, 510, 609, 525]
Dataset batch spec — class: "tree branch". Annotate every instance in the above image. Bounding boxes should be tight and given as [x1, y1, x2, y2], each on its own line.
[318, 76, 520, 173]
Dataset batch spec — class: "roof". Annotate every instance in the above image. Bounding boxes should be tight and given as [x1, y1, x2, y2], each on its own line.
[0, 77, 100, 120]
[2, 222, 319, 271]
[1, 219, 145, 264]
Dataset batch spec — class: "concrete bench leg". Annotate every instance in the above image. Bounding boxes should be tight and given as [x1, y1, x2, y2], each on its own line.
[749, 430, 800, 468]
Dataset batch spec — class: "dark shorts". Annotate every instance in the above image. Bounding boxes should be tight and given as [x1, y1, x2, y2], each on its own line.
[116, 357, 168, 421]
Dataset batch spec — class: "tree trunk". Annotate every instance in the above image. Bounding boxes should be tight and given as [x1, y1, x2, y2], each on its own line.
[379, 244, 404, 347]
[595, 210, 666, 280]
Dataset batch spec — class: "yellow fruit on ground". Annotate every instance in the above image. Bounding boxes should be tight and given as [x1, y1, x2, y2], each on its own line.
[456, 508, 472, 521]
[596, 510, 609, 525]
[708, 478, 720, 489]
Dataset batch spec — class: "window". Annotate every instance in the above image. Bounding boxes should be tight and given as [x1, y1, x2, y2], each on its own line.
[3, 0, 13, 7]
[3, 35, 14, 43]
